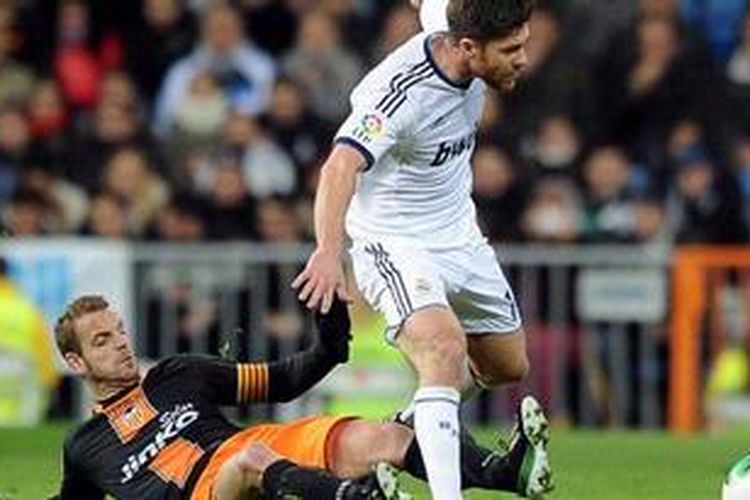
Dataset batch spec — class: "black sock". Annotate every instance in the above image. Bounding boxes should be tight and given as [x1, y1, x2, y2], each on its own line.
[402, 430, 518, 492]
[261, 459, 350, 499]
[261, 459, 385, 500]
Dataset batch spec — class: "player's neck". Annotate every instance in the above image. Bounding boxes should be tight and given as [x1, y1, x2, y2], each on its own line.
[429, 34, 472, 85]
[88, 376, 140, 403]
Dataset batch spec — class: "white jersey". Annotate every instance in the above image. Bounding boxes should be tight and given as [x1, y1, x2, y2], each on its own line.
[335, 32, 487, 249]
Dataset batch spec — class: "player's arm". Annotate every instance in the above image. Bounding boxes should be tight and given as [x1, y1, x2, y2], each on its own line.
[292, 144, 364, 313]
[196, 298, 351, 404]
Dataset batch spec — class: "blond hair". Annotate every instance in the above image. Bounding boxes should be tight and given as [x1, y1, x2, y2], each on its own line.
[54, 295, 109, 355]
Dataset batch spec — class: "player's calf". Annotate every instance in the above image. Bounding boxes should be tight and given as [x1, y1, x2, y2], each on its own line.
[216, 442, 412, 500]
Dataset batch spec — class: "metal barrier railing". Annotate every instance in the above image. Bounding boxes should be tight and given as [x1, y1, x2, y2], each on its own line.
[129, 243, 673, 427]
[3, 240, 675, 426]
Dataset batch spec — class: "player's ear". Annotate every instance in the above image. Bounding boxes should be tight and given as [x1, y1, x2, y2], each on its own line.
[64, 351, 87, 375]
[458, 37, 480, 59]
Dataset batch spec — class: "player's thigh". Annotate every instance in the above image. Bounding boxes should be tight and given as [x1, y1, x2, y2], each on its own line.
[329, 420, 413, 479]
[444, 242, 523, 336]
[349, 240, 449, 344]
[443, 242, 527, 384]
[466, 327, 529, 386]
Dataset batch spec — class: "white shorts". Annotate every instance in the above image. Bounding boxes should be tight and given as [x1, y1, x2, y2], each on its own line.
[349, 238, 522, 343]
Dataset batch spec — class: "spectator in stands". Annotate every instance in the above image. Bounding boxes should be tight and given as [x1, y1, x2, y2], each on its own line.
[2, 189, 51, 237]
[502, 7, 594, 144]
[318, 0, 372, 60]
[525, 115, 582, 176]
[102, 147, 170, 236]
[81, 191, 128, 239]
[595, 11, 720, 164]
[371, 3, 419, 62]
[521, 177, 582, 243]
[99, 71, 143, 116]
[257, 197, 303, 243]
[203, 158, 257, 240]
[0, 105, 35, 201]
[69, 100, 155, 191]
[472, 145, 526, 242]
[283, 11, 363, 124]
[0, 257, 59, 425]
[668, 147, 747, 243]
[125, 0, 196, 102]
[0, 18, 35, 106]
[240, 0, 298, 56]
[21, 163, 88, 234]
[27, 80, 68, 150]
[732, 137, 750, 237]
[223, 113, 296, 198]
[263, 77, 331, 171]
[580, 146, 638, 243]
[153, 194, 206, 242]
[681, 0, 745, 63]
[632, 195, 669, 245]
[153, 3, 275, 137]
[727, 12, 750, 133]
[53, 0, 122, 110]
[173, 72, 228, 140]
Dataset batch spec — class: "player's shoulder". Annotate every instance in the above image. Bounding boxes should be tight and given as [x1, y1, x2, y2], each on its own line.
[355, 32, 435, 95]
[63, 416, 103, 459]
[146, 354, 220, 379]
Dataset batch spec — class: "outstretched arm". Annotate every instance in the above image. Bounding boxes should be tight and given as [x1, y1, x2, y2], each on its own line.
[194, 298, 352, 404]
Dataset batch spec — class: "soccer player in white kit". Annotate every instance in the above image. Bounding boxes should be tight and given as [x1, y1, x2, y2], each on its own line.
[293, 1, 552, 498]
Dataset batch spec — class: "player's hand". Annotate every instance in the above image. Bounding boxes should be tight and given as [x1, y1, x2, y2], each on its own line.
[315, 296, 352, 363]
[291, 247, 350, 313]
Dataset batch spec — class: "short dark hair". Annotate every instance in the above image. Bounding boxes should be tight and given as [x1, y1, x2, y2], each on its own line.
[447, 0, 535, 42]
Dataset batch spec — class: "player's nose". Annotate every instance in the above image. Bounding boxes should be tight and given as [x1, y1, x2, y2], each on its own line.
[515, 49, 529, 72]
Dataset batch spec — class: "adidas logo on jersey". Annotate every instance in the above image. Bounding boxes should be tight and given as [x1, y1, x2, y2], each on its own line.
[430, 131, 476, 166]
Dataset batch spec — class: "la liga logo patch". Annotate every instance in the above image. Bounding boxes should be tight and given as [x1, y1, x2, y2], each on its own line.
[353, 113, 386, 143]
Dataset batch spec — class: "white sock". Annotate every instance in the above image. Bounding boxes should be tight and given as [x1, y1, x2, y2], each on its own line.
[413, 386, 462, 500]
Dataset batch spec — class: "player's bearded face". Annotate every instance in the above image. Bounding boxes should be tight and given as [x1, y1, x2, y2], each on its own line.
[469, 24, 530, 93]
[72, 309, 140, 385]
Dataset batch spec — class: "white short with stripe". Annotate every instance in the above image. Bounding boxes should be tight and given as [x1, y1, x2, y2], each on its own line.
[349, 238, 522, 343]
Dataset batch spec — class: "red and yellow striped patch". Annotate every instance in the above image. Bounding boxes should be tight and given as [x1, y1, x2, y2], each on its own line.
[236, 363, 269, 402]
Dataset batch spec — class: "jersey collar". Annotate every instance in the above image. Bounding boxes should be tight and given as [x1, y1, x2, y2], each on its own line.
[423, 34, 473, 90]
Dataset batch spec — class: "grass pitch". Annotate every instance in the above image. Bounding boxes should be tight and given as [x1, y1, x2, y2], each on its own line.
[0, 423, 746, 499]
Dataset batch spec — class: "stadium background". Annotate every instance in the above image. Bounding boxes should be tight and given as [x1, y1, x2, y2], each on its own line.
[2, 0, 750, 498]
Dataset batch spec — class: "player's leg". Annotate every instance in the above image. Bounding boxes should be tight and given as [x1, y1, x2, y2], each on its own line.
[350, 241, 464, 500]
[466, 328, 529, 387]
[396, 307, 465, 500]
[330, 418, 542, 494]
[213, 442, 408, 500]
[449, 242, 552, 496]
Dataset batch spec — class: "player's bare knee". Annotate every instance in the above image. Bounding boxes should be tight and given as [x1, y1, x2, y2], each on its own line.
[373, 423, 413, 468]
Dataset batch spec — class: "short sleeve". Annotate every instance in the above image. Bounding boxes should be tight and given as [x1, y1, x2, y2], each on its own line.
[334, 93, 419, 171]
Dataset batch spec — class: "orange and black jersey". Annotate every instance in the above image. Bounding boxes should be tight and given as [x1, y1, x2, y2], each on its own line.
[58, 300, 352, 500]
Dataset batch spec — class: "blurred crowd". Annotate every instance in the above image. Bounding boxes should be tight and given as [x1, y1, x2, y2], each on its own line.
[1, 0, 750, 245]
